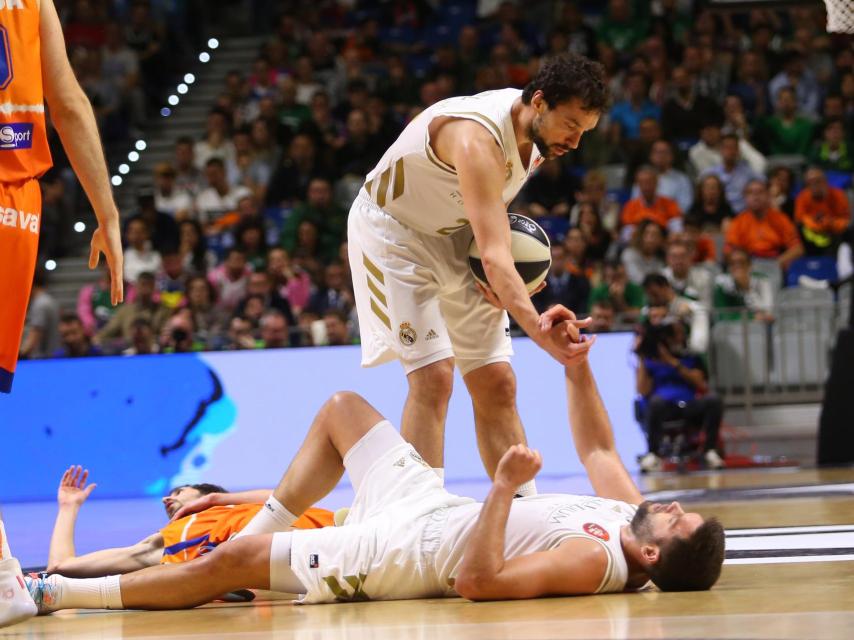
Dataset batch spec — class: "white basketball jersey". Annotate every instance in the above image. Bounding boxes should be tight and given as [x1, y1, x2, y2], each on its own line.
[435, 494, 639, 595]
[362, 88, 543, 237]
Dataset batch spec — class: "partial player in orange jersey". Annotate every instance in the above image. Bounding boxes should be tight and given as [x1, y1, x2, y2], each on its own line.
[0, 0, 123, 394]
[41, 466, 332, 578]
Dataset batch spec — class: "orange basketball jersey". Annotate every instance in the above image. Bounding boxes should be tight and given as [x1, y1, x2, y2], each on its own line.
[159, 504, 334, 564]
[0, 0, 52, 182]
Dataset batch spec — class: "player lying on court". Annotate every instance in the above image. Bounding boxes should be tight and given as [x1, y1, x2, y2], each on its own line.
[0, 310, 725, 625]
[42, 467, 332, 578]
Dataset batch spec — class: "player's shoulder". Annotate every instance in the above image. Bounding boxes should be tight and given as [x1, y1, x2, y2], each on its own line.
[552, 536, 612, 591]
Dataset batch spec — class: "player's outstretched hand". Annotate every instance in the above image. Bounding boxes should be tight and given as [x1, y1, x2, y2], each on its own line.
[57, 465, 97, 508]
[89, 219, 124, 305]
[495, 444, 543, 488]
[170, 493, 218, 521]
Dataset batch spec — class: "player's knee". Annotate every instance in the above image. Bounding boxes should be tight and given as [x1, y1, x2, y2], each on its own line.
[471, 363, 517, 406]
[326, 390, 370, 414]
[409, 359, 454, 403]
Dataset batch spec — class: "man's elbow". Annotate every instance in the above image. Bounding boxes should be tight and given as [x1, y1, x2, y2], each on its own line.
[454, 574, 491, 601]
[47, 86, 92, 125]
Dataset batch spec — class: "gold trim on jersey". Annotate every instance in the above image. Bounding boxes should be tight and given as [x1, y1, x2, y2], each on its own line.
[392, 157, 405, 201]
[370, 298, 391, 330]
[367, 277, 387, 307]
[442, 111, 506, 151]
[376, 166, 392, 207]
[425, 141, 457, 175]
[364, 178, 374, 199]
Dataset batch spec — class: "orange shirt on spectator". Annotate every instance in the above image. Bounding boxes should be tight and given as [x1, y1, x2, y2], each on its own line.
[725, 208, 802, 259]
[794, 186, 850, 236]
[694, 234, 717, 263]
[621, 195, 682, 229]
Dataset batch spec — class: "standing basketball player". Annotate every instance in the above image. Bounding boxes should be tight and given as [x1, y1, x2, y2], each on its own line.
[0, 0, 124, 395]
[347, 53, 607, 489]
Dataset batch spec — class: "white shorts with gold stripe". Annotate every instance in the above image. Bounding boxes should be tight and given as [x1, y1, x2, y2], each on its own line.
[347, 191, 512, 375]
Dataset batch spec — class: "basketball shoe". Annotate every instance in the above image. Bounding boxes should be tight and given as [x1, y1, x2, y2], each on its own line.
[0, 552, 37, 628]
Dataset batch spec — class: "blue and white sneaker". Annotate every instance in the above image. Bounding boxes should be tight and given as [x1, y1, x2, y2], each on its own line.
[24, 573, 61, 615]
[0, 557, 37, 628]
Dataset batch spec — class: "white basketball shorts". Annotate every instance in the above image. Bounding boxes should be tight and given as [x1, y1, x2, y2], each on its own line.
[347, 191, 512, 375]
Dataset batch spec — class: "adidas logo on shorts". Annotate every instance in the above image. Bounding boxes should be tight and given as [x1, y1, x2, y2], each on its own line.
[425, 329, 439, 341]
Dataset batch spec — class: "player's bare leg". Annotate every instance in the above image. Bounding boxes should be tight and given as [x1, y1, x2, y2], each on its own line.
[464, 362, 529, 480]
[401, 358, 455, 469]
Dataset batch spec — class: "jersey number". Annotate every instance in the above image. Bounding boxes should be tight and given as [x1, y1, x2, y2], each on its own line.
[0, 26, 12, 90]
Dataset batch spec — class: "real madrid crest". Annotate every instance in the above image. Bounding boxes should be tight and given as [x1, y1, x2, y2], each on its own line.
[399, 322, 417, 345]
[505, 160, 513, 181]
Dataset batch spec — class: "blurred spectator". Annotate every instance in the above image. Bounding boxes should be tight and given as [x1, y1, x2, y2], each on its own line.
[631, 141, 694, 213]
[609, 72, 661, 145]
[768, 51, 820, 119]
[173, 136, 204, 197]
[226, 316, 259, 350]
[682, 215, 718, 266]
[267, 248, 312, 314]
[178, 219, 216, 274]
[701, 134, 761, 213]
[689, 123, 767, 177]
[279, 177, 346, 263]
[196, 158, 252, 227]
[259, 309, 290, 349]
[266, 133, 328, 208]
[194, 109, 235, 170]
[794, 167, 851, 255]
[124, 0, 166, 107]
[725, 179, 804, 270]
[589, 260, 645, 322]
[663, 241, 713, 309]
[335, 108, 382, 179]
[534, 243, 590, 315]
[721, 95, 754, 141]
[661, 66, 724, 143]
[123, 217, 162, 284]
[155, 251, 189, 310]
[557, 4, 597, 59]
[160, 309, 199, 354]
[39, 169, 71, 261]
[234, 217, 269, 271]
[102, 21, 145, 136]
[569, 169, 620, 233]
[129, 190, 180, 253]
[713, 249, 775, 323]
[642, 273, 709, 354]
[564, 227, 594, 281]
[760, 86, 815, 155]
[306, 262, 354, 315]
[209, 248, 251, 313]
[235, 271, 295, 325]
[576, 202, 612, 262]
[521, 159, 575, 219]
[728, 50, 769, 121]
[20, 268, 60, 360]
[768, 165, 796, 217]
[324, 309, 355, 346]
[622, 220, 667, 285]
[589, 299, 616, 333]
[53, 312, 102, 358]
[687, 174, 734, 231]
[810, 118, 853, 172]
[122, 317, 159, 355]
[597, 0, 647, 54]
[620, 166, 682, 242]
[153, 163, 195, 220]
[96, 273, 170, 347]
[77, 263, 117, 336]
[184, 275, 226, 349]
[635, 318, 724, 472]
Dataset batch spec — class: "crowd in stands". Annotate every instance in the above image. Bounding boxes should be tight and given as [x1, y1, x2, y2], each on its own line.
[23, 2, 854, 394]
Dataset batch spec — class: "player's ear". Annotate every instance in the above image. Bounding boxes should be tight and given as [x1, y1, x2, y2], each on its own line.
[640, 542, 660, 567]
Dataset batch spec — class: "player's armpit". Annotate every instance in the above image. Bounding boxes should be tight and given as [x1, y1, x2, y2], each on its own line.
[455, 538, 609, 601]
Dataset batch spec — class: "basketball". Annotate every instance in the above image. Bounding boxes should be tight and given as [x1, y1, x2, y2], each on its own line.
[468, 213, 552, 294]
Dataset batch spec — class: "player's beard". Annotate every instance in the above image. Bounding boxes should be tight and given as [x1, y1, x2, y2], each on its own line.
[528, 114, 554, 159]
[630, 501, 654, 539]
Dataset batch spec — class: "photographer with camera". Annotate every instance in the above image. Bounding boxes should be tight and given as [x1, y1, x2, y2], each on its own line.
[635, 312, 725, 472]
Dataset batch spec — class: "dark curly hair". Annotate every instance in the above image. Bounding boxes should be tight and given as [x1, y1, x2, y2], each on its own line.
[648, 517, 726, 591]
[521, 52, 609, 112]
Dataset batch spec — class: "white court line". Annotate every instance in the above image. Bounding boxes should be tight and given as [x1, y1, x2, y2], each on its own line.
[728, 524, 854, 536]
[726, 554, 854, 565]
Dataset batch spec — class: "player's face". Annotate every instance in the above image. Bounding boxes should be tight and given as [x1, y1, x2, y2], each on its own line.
[163, 487, 203, 519]
[529, 93, 600, 159]
[631, 501, 704, 546]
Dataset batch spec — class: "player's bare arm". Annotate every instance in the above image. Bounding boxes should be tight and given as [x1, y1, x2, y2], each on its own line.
[170, 489, 274, 521]
[430, 119, 591, 364]
[455, 444, 607, 600]
[47, 466, 164, 577]
[40, 0, 123, 304]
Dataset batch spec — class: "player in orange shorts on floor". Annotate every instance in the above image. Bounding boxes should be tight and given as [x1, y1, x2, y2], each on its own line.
[42, 466, 333, 579]
[0, 0, 124, 395]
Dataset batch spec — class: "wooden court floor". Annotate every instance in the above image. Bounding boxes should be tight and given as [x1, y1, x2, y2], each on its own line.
[2, 468, 852, 640]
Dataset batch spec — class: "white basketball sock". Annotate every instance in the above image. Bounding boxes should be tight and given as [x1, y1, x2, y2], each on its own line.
[0, 520, 12, 560]
[44, 574, 123, 611]
[234, 495, 298, 538]
[515, 480, 537, 497]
